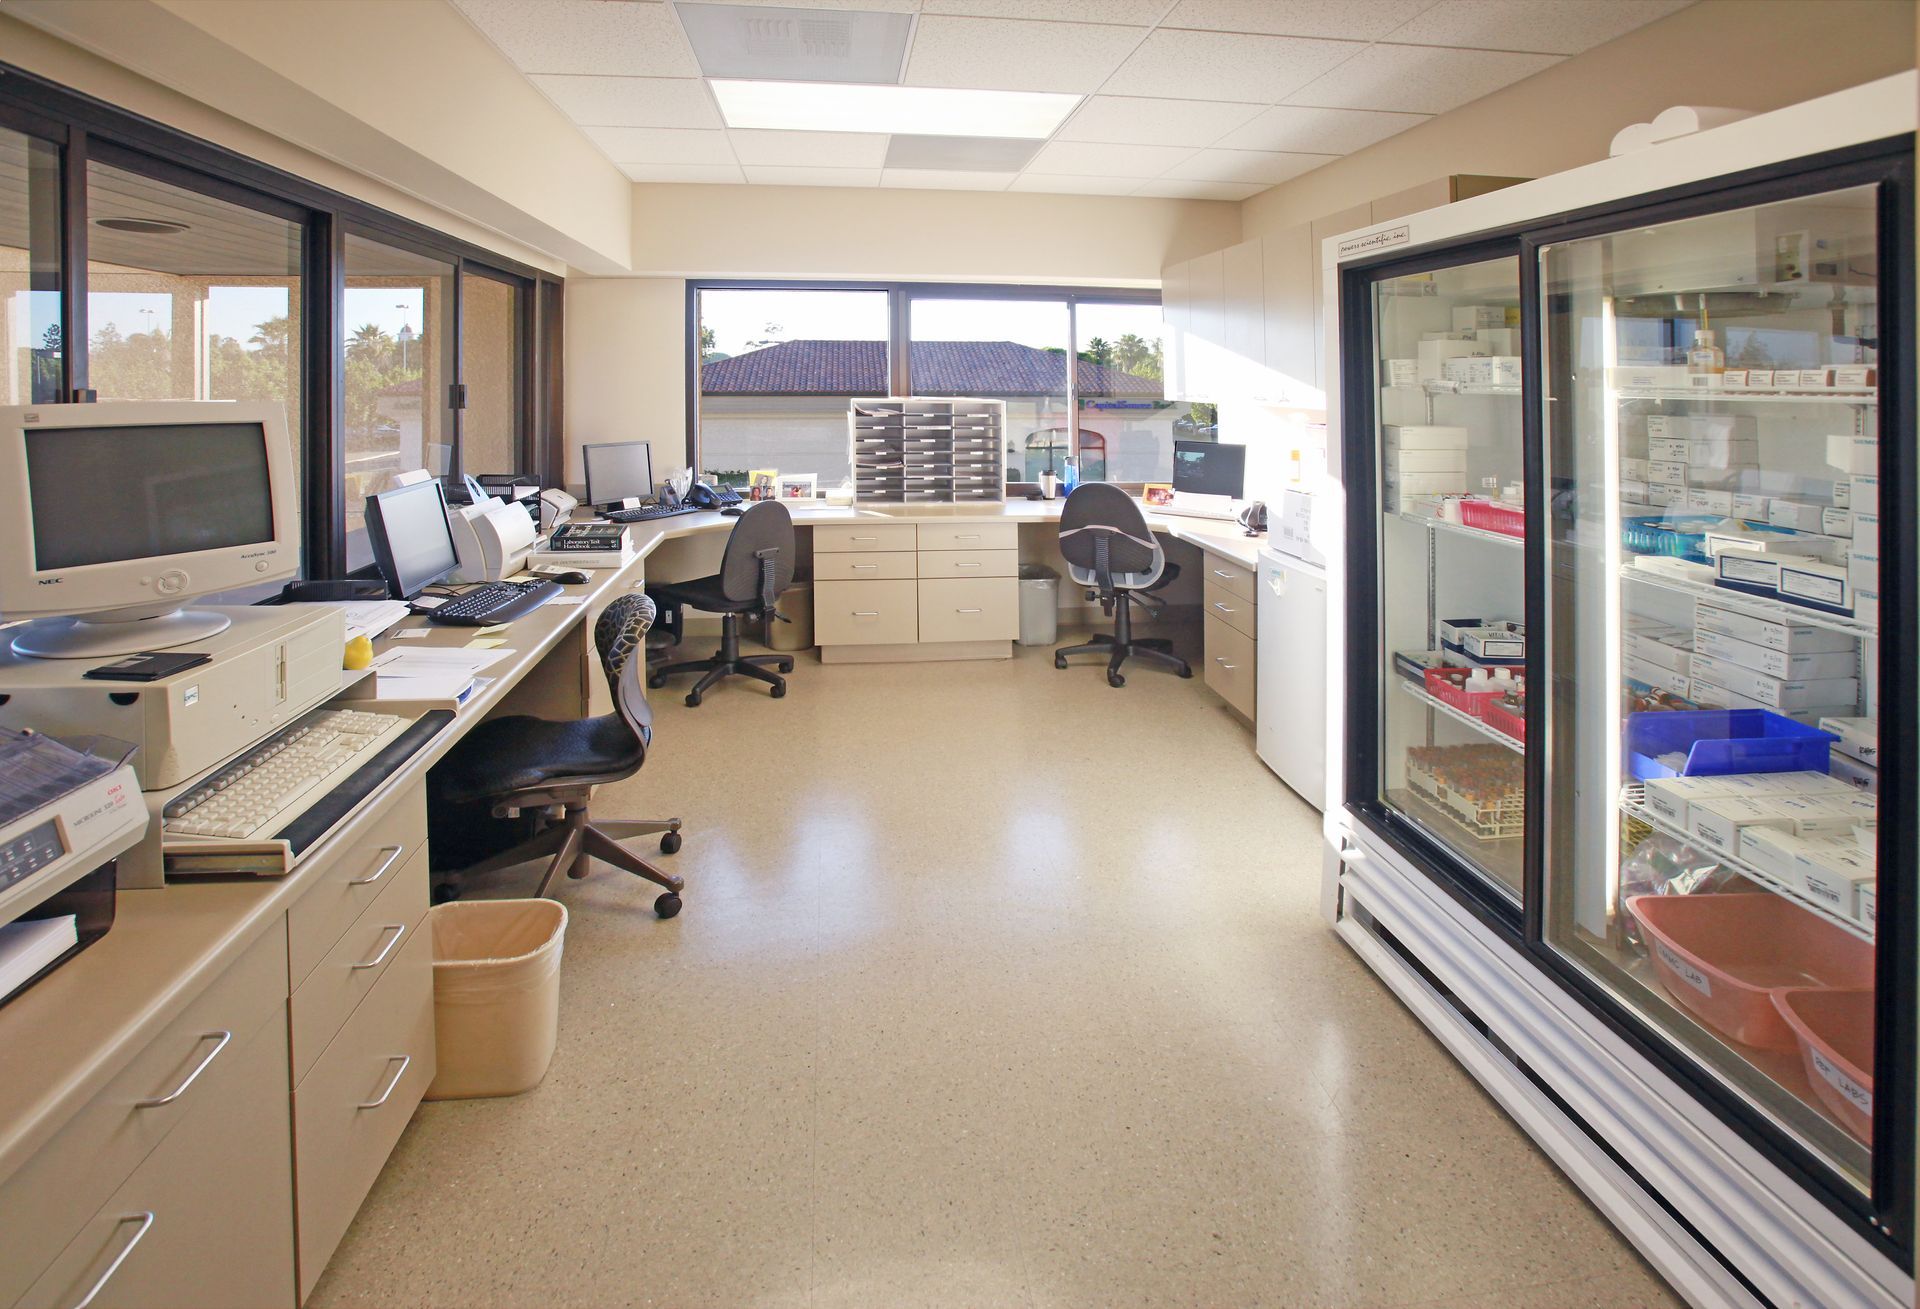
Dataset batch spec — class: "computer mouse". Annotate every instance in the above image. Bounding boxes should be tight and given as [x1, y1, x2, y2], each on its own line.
[721, 507, 745, 517]
[546, 569, 591, 585]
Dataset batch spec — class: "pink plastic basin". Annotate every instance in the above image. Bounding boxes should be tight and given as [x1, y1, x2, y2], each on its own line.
[1773, 987, 1875, 1144]
[1626, 894, 1874, 1052]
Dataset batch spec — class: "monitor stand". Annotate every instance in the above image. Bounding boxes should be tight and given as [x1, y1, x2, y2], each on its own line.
[10, 609, 233, 659]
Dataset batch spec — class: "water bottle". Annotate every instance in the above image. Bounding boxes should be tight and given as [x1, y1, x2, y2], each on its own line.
[1061, 456, 1079, 496]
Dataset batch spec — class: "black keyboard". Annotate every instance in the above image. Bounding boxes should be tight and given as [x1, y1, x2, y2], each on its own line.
[425, 579, 562, 626]
[603, 504, 698, 524]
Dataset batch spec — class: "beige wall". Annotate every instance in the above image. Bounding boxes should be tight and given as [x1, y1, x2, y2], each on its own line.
[565, 278, 688, 487]
[1242, 0, 1917, 242]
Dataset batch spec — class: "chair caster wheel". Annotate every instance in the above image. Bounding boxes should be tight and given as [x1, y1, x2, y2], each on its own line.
[1179, 666, 1194, 679]
[655, 892, 682, 919]
[770, 684, 786, 698]
[685, 692, 701, 708]
[660, 831, 683, 855]
[776, 658, 795, 673]
[1054, 656, 1068, 670]
[1107, 671, 1125, 688]
[647, 674, 666, 689]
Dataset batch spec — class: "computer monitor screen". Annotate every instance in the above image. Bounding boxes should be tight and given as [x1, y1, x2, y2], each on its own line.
[366, 479, 459, 599]
[583, 441, 654, 506]
[1172, 440, 1246, 499]
[26, 421, 275, 570]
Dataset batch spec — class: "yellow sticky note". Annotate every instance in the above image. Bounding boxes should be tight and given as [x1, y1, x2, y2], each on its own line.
[474, 623, 512, 637]
[468, 637, 507, 649]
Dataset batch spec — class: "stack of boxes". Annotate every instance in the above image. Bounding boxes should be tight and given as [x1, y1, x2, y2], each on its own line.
[1690, 602, 1859, 725]
[1818, 715, 1878, 793]
[1643, 414, 1760, 511]
[1383, 304, 1519, 389]
[1382, 425, 1469, 513]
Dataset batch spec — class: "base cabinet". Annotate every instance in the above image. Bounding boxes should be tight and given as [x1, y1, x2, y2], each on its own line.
[816, 525, 1017, 660]
[1199, 550, 1258, 724]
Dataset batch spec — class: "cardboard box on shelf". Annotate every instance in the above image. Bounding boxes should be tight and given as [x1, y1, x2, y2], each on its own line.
[1694, 602, 1857, 654]
[1686, 436, 1759, 468]
[1383, 358, 1420, 386]
[1687, 652, 1858, 710]
[1714, 549, 1782, 596]
[1793, 841, 1875, 919]
[1649, 460, 1689, 486]
[1849, 475, 1879, 514]
[1610, 365, 1691, 389]
[1475, 328, 1518, 354]
[1818, 716, 1878, 766]
[1647, 415, 1688, 440]
[1777, 558, 1853, 614]
[1388, 448, 1469, 474]
[1385, 424, 1472, 450]
[1829, 749, 1878, 793]
[1693, 629, 1859, 681]
[1418, 338, 1488, 382]
[1821, 507, 1854, 538]
[1700, 529, 1839, 564]
[1627, 627, 1695, 673]
[1739, 827, 1817, 889]
[1853, 590, 1879, 627]
[1858, 884, 1876, 928]
[1643, 775, 1743, 826]
[1648, 436, 1690, 462]
[1621, 480, 1653, 504]
[1848, 552, 1878, 596]
[1624, 655, 1691, 698]
[1833, 364, 1876, 389]
[1385, 470, 1470, 497]
[1647, 485, 1684, 507]
[1686, 795, 1793, 857]
[1686, 489, 1735, 514]
[1853, 512, 1878, 556]
[1826, 435, 1878, 475]
[1730, 493, 1770, 519]
[1767, 500, 1827, 532]
[1452, 305, 1510, 331]
[1721, 369, 1750, 388]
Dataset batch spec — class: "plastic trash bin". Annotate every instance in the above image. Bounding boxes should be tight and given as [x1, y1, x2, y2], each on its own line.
[766, 580, 814, 651]
[424, 898, 567, 1100]
[1019, 566, 1059, 646]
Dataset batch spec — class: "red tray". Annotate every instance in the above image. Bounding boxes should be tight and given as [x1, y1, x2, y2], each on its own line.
[1423, 666, 1502, 714]
[1481, 697, 1526, 742]
[1458, 498, 1525, 538]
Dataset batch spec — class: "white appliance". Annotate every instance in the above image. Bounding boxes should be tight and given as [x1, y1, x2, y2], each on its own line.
[1256, 546, 1326, 809]
[448, 497, 538, 583]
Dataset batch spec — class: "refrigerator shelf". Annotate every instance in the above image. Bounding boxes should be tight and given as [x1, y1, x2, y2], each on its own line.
[1396, 510, 1524, 550]
[1619, 783, 1873, 944]
[1619, 565, 1878, 640]
[1614, 388, 1877, 406]
[1400, 679, 1524, 754]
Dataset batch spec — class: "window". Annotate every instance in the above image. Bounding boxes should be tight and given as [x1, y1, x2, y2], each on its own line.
[697, 287, 889, 488]
[0, 125, 61, 403]
[459, 268, 526, 477]
[690, 282, 1161, 490]
[342, 233, 455, 569]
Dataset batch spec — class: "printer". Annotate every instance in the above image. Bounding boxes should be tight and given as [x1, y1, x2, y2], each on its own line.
[449, 488, 540, 583]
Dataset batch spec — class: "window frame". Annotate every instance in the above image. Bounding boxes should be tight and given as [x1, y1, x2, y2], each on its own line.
[686, 279, 1164, 490]
[0, 58, 564, 580]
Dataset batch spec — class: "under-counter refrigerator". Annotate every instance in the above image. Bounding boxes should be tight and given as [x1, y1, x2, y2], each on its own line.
[1256, 544, 1326, 809]
[1322, 73, 1915, 1309]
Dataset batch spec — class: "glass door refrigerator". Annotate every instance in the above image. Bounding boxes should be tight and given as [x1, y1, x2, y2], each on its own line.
[1322, 73, 1914, 1309]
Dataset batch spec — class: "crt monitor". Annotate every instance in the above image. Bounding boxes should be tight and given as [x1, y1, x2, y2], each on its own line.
[1172, 440, 1247, 499]
[365, 479, 460, 600]
[0, 400, 299, 659]
[582, 441, 654, 508]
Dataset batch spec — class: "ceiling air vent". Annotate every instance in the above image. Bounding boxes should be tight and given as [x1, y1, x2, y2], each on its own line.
[676, 2, 913, 85]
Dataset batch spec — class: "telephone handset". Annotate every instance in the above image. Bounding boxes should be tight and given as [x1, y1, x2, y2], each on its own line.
[686, 481, 724, 510]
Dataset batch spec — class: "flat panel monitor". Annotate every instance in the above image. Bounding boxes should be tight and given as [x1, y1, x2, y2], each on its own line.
[0, 400, 300, 658]
[365, 478, 459, 600]
[583, 440, 654, 508]
[1172, 440, 1246, 499]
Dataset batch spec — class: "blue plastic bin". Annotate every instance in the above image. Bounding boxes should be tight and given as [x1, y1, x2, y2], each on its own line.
[1619, 515, 1798, 565]
[1624, 709, 1838, 781]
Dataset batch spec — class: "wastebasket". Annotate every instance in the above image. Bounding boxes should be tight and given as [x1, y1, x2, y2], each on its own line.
[1018, 566, 1059, 646]
[766, 579, 814, 651]
[424, 899, 567, 1100]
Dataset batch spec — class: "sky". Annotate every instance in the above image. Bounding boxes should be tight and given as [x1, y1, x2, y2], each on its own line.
[82, 286, 428, 347]
[699, 288, 1163, 357]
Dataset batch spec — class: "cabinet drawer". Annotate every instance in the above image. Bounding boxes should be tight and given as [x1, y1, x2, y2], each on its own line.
[1200, 552, 1259, 604]
[294, 921, 435, 1301]
[287, 781, 426, 989]
[1204, 613, 1257, 721]
[813, 523, 918, 553]
[0, 924, 288, 1307]
[290, 844, 430, 1085]
[1202, 580, 1258, 640]
[917, 578, 1018, 644]
[16, 1008, 294, 1309]
[814, 550, 917, 581]
[918, 522, 1016, 552]
[917, 549, 1017, 580]
[815, 580, 919, 646]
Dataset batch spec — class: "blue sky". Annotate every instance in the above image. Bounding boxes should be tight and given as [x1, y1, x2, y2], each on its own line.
[85, 286, 429, 348]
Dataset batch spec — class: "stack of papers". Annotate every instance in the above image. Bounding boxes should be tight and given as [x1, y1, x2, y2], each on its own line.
[340, 646, 514, 703]
[335, 600, 412, 643]
[0, 915, 77, 1003]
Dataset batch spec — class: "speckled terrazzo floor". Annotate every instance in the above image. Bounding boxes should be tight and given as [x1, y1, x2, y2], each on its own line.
[308, 634, 1684, 1309]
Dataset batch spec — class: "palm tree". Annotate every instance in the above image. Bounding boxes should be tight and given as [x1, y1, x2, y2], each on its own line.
[250, 315, 292, 358]
[1084, 336, 1113, 367]
[1113, 333, 1155, 375]
[348, 322, 392, 363]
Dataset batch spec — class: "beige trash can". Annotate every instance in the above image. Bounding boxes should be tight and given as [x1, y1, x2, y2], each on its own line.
[424, 898, 567, 1100]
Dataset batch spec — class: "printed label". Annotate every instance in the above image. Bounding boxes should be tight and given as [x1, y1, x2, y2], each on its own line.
[1809, 1049, 1872, 1116]
[1654, 940, 1712, 997]
[1338, 225, 1410, 258]
[183, 685, 200, 707]
[1779, 568, 1845, 605]
[1719, 556, 1777, 584]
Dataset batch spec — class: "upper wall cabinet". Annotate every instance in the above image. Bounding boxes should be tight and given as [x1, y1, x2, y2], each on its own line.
[1263, 221, 1314, 393]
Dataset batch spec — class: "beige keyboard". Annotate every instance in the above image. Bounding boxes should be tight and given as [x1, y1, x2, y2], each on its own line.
[162, 708, 410, 839]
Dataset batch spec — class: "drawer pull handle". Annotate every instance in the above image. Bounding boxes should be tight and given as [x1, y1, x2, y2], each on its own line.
[136, 1030, 232, 1108]
[351, 923, 407, 971]
[956, 608, 983, 614]
[954, 562, 981, 568]
[852, 610, 881, 617]
[1214, 658, 1237, 670]
[852, 563, 878, 570]
[954, 533, 980, 539]
[69, 1212, 155, 1309]
[1212, 569, 1235, 579]
[350, 843, 406, 887]
[359, 1054, 412, 1110]
[851, 535, 878, 541]
[1211, 602, 1235, 613]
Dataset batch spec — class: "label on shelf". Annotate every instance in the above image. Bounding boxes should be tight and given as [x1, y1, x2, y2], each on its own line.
[1654, 940, 1713, 997]
[1809, 1048, 1872, 1117]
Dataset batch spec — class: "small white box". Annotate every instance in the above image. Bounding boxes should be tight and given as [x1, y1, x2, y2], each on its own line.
[1693, 630, 1858, 680]
[1383, 358, 1419, 387]
[1745, 369, 1776, 388]
[1829, 750, 1879, 793]
[1620, 480, 1652, 503]
[1385, 470, 1469, 496]
[1646, 415, 1689, 440]
[1831, 479, 1850, 509]
[1688, 415, 1757, 441]
[1686, 488, 1734, 514]
[1687, 795, 1792, 857]
[1833, 364, 1876, 389]
[1739, 827, 1816, 889]
[1848, 552, 1879, 595]
[1826, 435, 1877, 475]
[1389, 449, 1468, 473]
[1474, 327, 1518, 354]
[1648, 436, 1690, 462]
[1453, 305, 1508, 331]
[1628, 628, 1695, 673]
[1611, 365, 1690, 389]
[1646, 485, 1683, 507]
[1688, 652, 1858, 710]
[1853, 590, 1879, 627]
[1731, 492, 1770, 519]
[1624, 654, 1691, 697]
[1858, 883, 1876, 928]
[1793, 841, 1875, 916]
[1821, 507, 1854, 538]
[1853, 513, 1878, 556]
[1694, 602, 1857, 653]
[1686, 437, 1758, 468]
[1778, 558, 1853, 613]
[1715, 549, 1781, 593]
[1721, 368, 1750, 388]
[1643, 775, 1739, 827]
[1648, 460, 1689, 486]
[1418, 338, 1488, 382]
[1775, 795, 1868, 838]
[1621, 457, 1649, 481]
[1850, 475, 1879, 514]
[1768, 500, 1827, 531]
[1385, 424, 1472, 450]
[1818, 716, 1877, 765]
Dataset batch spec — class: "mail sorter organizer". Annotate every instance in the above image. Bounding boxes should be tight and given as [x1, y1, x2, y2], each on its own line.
[814, 521, 1020, 662]
[0, 781, 434, 1309]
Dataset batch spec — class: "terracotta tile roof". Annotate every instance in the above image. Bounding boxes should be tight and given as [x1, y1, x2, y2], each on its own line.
[700, 339, 1161, 397]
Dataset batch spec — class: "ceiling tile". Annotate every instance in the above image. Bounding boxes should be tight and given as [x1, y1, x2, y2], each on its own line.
[1008, 174, 1148, 195]
[449, 0, 699, 77]
[1026, 140, 1196, 176]
[585, 126, 735, 164]
[1164, 147, 1328, 185]
[530, 75, 722, 128]
[621, 163, 747, 183]
[1385, 0, 1693, 55]
[923, 0, 1163, 22]
[1102, 29, 1362, 104]
[881, 169, 1018, 190]
[1132, 178, 1264, 200]
[676, 2, 915, 83]
[1055, 95, 1262, 148]
[741, 165, 884, 186]
[1160, 0, 1432, 40]
[712, 0, 924, 9]
[728, 128, 890, 167]
[902, 15, 1143, 93]
[1283, 43, 1558, 114]
[1213, 103, 1427, 153]
[885, 135, 1040, 170]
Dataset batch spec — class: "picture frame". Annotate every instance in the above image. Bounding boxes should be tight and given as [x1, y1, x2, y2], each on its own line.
[775, 473, 818, 500]
[1141, 482, 1174, 507]
[747, 468, 780, 501]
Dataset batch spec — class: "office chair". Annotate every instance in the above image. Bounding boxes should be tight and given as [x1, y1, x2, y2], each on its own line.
[647, 500, 797, 707]
[1055, 482, 1193, 688]
[427, 593, 687, 918]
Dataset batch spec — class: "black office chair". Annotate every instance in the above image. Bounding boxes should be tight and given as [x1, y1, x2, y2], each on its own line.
[1055, 482, 1193, 688]
[427, 593, 687, 918]
[647, 500, 797, 707]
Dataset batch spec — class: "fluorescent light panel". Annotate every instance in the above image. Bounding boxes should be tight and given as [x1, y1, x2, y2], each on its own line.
[710, 79, 1079, 140]
[677, 3, 913, 85]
